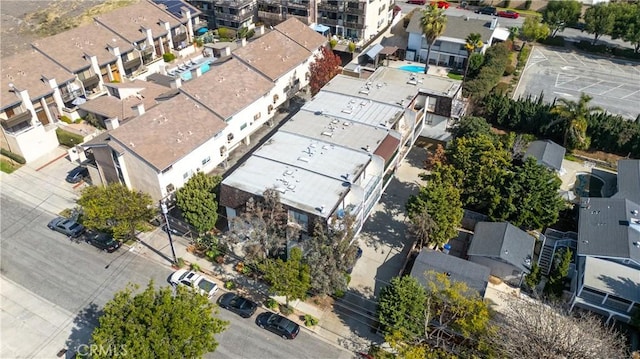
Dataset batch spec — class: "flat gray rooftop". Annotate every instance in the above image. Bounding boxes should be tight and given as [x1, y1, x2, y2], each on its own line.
[583, 256, 640, 303]
[222, 131, 372, 217]
[280, 110, 396, 152]
[302, 91, 403, 128]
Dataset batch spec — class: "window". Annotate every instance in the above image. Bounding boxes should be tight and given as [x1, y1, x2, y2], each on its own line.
[273, 94, 279, 104]
[434, 40, 442, 47]
[268, 104, 274, 114]
[183, 170, 193, 180]
[240, 123, 248, 130]
[202, 156, 211, 165]
[288, 210, 309, 232]
[227, 133, 234, 142]
[253, 112, 261, 120]
[220, 146, 227, 156]
[166, 183, 175, 193]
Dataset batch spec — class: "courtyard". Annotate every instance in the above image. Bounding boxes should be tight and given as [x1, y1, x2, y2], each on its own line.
[514, 46, 640, 120]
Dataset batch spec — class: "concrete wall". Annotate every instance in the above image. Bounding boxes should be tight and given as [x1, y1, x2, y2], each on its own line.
[8, 125, 59, 163]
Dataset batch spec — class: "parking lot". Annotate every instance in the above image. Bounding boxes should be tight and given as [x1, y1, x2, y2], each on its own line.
[514, 46, 640, 119]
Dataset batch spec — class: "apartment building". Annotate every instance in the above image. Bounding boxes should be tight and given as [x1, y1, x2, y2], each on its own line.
[185, 0, 255, 30]
[317, 0, 394, 43]
[0, 50, 76, 162]
[220, 66, 461, 237]
[258, 0, 317, 26]
[79, 18, 325, 201]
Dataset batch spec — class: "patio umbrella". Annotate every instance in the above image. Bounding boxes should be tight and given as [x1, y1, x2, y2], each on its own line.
[71, 97, 86, 106]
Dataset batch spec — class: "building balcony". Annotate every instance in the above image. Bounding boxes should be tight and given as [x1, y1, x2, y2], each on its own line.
[216, 11, 253, 21]
[216, 0, 255, 9]
[1, 111, 33, 132]
[344, 21, 365, 29]
[122, 57, 142, 72]
[320, 17, 340, 26]
[258, 11, 284, 21]
[344, 6, 365, 15]
[318, 4, 340, 11]
[61, 88, 84, 103]
[287, 14, 310, 24]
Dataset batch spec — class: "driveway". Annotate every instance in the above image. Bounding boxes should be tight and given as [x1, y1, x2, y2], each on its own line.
[514, 46, 640, 119]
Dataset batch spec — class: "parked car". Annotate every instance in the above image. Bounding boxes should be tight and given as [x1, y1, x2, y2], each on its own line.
[430, 1, 449, 9]
[497, 10, 519, 19]
[407, 0, 426, 5]
[218, 293, 258, 318]
[475, 6, 497, 15]
[256, 312, 301, 339]
[47, 217, 85, 238]
[169, 270, 218, 298]
[66, 166, 89, 183]
[84, 230, 121, 252]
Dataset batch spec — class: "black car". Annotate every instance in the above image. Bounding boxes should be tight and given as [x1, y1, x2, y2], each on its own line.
[256, 312, 300, 339]
[475, 6, 497, 15]
[84, 230, 121, 252]
[47, 217, 86, 237]
[66, 166, 89, 183]
[218, 293, 258, 318]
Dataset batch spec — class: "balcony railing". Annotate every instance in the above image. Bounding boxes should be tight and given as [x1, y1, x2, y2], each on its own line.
[320, 17, 340, 26]
[345, 6, 365, 15]
[215, 0, 255, 9]
[318, 4, 340, 11]
[216, 11, 253, 21]
[344, 21, 365, 29]
[61, 88, 84, 103]
[258, 11, 284, 21]
[2, 111, 32, 130]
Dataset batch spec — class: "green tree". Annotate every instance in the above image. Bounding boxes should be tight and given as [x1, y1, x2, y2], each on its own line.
[420, 4, 447, 74]
[77, 183, 155, 240]
[450, 116, 493, 139]
[508, 26, 520, 40]
[304, 216, 358, 296]
[260, 247, 310, 306]
[406, 164, 463, 249]
[445, 134, 511, 215]
[544, 248, 572, 298]
[378, 276, 427, 339]
[543, 0, 582, 37]
[501, 157, 564, 230]
[408, 209, 438, 249]
[175, 172, 222, 234]
[422, 271, 493, 355]
[463, 33, 484, 84]
[521, 16, 551, 44]
[309, 46, 342, 96]
[524, 262, 541, 293]
[91, 281, 228, 359]
[548, 92, 602, 150]
[466, 53, 484, 79]
[584, 3, 616, 45]
[611, 3, 640, 53]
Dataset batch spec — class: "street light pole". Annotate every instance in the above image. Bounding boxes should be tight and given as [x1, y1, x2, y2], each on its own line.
[160, 201, 178, 265]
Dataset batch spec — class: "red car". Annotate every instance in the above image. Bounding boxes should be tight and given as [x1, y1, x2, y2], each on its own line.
[497, 10, 519, 18]
[430, 1, 450, 8]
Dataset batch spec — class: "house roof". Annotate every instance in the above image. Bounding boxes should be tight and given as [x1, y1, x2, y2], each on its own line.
[467, 222, 535, 272]
[152, 0, 201, 20]
[94, 0, 181, 42]
[279, 109, 400, 157]
[406, 13, 495, 43]
[32, 21, 134, 71]
[109, 94, 226, 171]
[410, 249, 490, 296]
[577, 197, 640, 263]
[179, 58, 274, 119]
[78, 80, 168, 120]
[614, 159, 640, 204]
[364, 44, 384, 59]
[374, 134, 401, 163]
[1, 49, 75, 109]
[583, 256, 640, 303]
[233, 30, 311, 81]
[274, 18, 327, 52]
[220, 131, 372, 218]
[524, 140, 566, 171]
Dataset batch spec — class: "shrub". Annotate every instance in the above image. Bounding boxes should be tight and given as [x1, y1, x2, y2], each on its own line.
[463, 42, 511, 98]
[175, 257, 186, 269]
[59, 115, 73, 124]
[329, 39, 337, 49]
[1, 159, 18, 173]
[539, 36, 565, 47]
[348, 42, 356, 52]
[1, 148, 26, 164]
[503, 0, 510, 8]
[55, 128, 84, 148]
[304, 314, 319, 327]
[517, 44, 531, 69]
[494, 82, 510, 95]
[246, 29, 255, 39]
[190, 262, 201, 272]
[224, 280, 235, 289]
[265, 298, 278, 310]
[524, 0, 532, 10]
[333, 289, 345, 298]
[163, 53, 176, 62]
[73, 118, 82, 124]
[504, 64, 516, 76]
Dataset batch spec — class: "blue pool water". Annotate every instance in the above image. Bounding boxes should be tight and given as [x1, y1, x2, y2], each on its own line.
[180, 71, 193, 81]
[399, 64, 425, 73]
[200, 62, 211, 74]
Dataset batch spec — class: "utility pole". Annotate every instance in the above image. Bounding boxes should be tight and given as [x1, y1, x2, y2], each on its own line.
[160, 201, 178, 265]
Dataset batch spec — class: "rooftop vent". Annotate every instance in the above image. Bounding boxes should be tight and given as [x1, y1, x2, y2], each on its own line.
[297, 157, 309, 163]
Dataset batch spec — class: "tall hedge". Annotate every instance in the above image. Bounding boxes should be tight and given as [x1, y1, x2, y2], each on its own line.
[463, 42, 511, 98]
[1, 148, 26, 164]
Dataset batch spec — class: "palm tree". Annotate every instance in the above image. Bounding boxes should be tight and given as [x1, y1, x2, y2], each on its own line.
[420, 4, 447, 74]
[462, 33, 483, 84]
[548, 93, 602, 150]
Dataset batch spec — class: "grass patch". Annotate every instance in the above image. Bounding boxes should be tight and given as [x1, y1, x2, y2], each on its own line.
[1, 159, 19, 173]
[497, 7, 541, 17]
[564, 153, 579, 162]
[447, 72, 464, 80]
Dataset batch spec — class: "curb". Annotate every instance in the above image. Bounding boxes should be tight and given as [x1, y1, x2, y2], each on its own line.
[35, 152, 67, 172]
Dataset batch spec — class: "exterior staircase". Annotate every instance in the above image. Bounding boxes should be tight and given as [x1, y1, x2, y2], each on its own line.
[538, 229, 578, 275]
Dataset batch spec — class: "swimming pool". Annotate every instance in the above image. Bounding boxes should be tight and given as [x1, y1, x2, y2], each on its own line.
[399, 64, 426, 73]
[573, 172, 605, 198]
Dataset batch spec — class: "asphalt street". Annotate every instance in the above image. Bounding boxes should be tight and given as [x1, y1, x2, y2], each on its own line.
[0, 192, 351, 358]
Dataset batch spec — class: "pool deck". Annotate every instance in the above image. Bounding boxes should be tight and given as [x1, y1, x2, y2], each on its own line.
[559, 159, 617, 194]
[387, 59, 452, 77]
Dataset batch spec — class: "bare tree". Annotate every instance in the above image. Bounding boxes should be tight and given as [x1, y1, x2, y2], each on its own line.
[226, 188, 295, 262]
[491, 298, 629, 359]
[409, 209, 438, 249]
